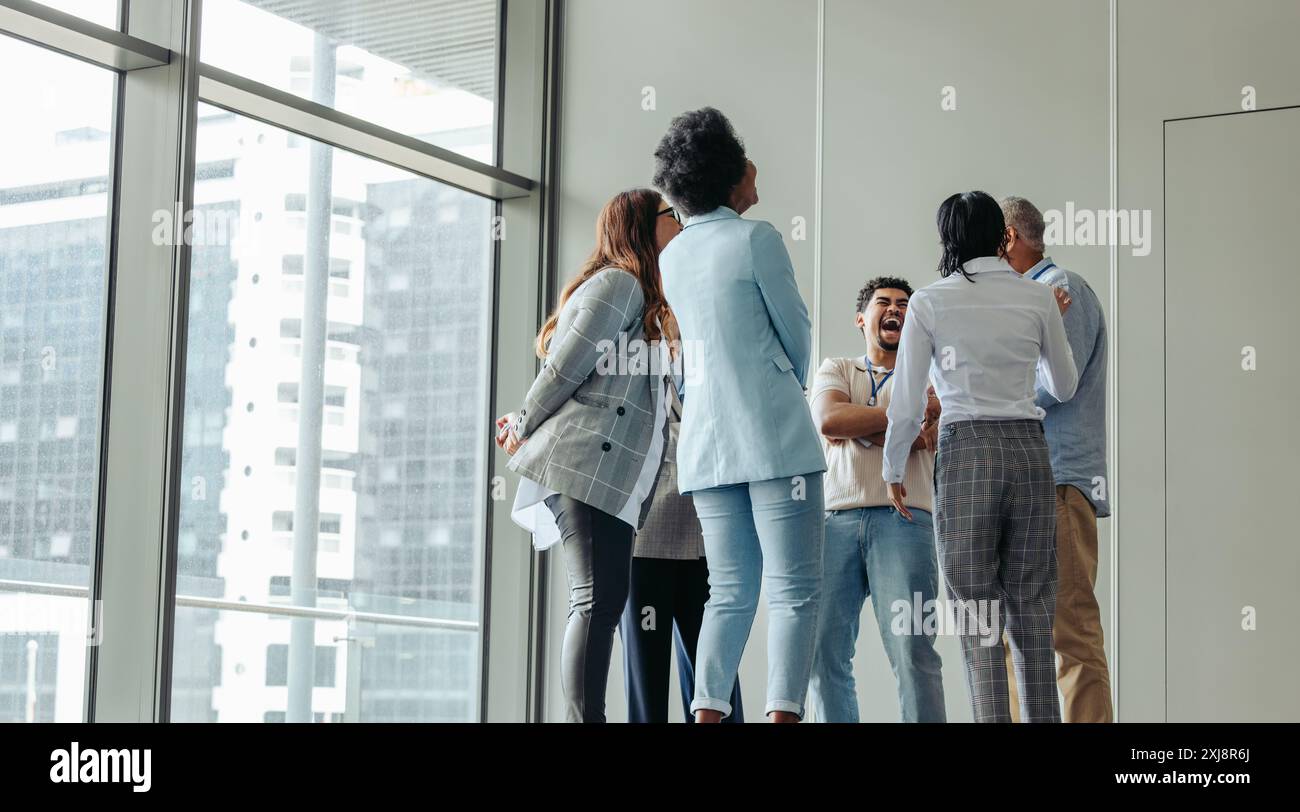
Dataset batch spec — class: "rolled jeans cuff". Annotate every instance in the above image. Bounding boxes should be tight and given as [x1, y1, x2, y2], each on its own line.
[690, 697, 732, 718]
[765, 699, 804, 718]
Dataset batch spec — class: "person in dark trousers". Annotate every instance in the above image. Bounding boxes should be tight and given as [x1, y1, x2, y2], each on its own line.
[620, 385, 743, 723]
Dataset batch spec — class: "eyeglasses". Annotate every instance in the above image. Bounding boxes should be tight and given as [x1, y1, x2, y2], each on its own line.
[657, 207, 682, 225]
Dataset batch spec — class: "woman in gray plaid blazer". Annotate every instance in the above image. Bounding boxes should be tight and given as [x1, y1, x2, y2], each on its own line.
[495, 188, 681, 723]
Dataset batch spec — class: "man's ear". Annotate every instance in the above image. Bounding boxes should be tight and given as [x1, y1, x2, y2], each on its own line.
[855, 311, 866, 332]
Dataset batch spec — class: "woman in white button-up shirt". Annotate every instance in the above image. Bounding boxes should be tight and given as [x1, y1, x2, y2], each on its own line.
[882, 191, 1077, 723]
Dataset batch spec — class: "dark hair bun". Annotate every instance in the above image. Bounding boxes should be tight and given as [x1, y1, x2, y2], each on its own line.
[652, 107, 748, 218]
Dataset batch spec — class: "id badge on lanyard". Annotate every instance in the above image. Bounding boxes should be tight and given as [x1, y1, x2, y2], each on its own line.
[863, 356, 893, 407]
[852, 357, 893, 450]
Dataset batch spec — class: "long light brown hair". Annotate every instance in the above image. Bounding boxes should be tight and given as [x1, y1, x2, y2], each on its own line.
[535, 188, 678, 358]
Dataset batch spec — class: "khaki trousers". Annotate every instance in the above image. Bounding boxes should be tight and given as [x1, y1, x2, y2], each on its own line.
[1006, 485, 1113, 722]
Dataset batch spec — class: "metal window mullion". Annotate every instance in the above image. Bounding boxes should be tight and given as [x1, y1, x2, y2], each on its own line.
[0, 0, 170, 70]
[480, 0, 563, 725]
[196, 63, 534, 201]
[526, 0, 565, 725]
[91, 0, 201, 724]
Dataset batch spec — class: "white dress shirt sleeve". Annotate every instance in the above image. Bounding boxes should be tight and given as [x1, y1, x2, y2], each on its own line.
[882, 292, 933, 483]
[1036, 292, 1079, 404]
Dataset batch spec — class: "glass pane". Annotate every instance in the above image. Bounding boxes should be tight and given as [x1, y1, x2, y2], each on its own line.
[172, 606, 477, 722]
[0, 596, 89, 722]
[30, 1, 119, 29]
[171, 104, 492, 723]
[0, 35, 115, 723]
[201, 0, 498, 162]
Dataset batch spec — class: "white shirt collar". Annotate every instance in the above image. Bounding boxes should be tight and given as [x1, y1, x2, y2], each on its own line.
[961, 256, 1018, 276]
[684, 206, 740, 227]
[1025, 255, 1055, 278]
[856, 356, 892, 373]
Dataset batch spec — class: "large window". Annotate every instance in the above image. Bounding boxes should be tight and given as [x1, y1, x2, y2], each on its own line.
[0, 0, 540, 725]
[201, 0, 498, 162]
[0, 35, 115, 722]
[30, 1, 118, 28]
[169, 105, 492, 722]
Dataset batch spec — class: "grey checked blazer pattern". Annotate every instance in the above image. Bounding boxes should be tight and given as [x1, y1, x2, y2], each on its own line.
[634, 389, 705, 560]
[934, 418, 1060, 723]
[508, 267, 669, 521]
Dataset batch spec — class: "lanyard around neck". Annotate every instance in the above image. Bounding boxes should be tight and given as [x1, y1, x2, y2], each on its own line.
[862, 357, 894, 406]
[1030, 261, 1057, 281]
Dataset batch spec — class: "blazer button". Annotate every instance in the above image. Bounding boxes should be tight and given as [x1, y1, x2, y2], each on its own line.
[601, 442, 612, 452]
[616, 406, 625, 416]
[519, 408, 526, 416]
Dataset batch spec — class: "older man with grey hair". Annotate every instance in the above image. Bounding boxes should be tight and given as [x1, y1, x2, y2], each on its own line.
[1000, 195, 1113, 723]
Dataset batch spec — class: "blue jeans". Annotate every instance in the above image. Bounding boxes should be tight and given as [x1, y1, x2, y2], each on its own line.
[690, 473, 824, 719]
[808, 506, 946, 722]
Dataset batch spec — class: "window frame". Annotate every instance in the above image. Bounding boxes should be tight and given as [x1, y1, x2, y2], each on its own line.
[0, 0, 561, 723]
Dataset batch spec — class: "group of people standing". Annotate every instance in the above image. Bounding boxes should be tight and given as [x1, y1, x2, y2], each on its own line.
[495, 106, 1113, 724]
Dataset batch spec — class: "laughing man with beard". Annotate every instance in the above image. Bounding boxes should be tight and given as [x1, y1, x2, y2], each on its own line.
[806, 276, 947, 722]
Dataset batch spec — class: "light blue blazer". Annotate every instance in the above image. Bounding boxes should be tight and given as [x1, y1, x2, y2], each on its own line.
[660, 207, 826, 493]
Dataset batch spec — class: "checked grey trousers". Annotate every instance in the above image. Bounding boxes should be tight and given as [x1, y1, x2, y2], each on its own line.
[934, 419, 1061, 723]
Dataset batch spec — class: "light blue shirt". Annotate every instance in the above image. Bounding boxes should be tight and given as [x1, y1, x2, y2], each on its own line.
[659, 207, 826, 493]
[1025, 257, 1111, 517]
[882, 256, 1078, 484]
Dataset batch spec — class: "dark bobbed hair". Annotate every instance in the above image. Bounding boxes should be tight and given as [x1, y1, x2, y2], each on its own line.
[936, 191, 1008, 282]
[652, 107, 748, 218]
[856, 276, 913, 314]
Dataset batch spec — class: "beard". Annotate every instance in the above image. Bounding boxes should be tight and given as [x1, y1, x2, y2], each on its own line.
[876, 334, 900, 352]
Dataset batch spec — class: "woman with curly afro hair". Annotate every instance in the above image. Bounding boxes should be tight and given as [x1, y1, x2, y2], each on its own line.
[653, 107, 826, 723]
